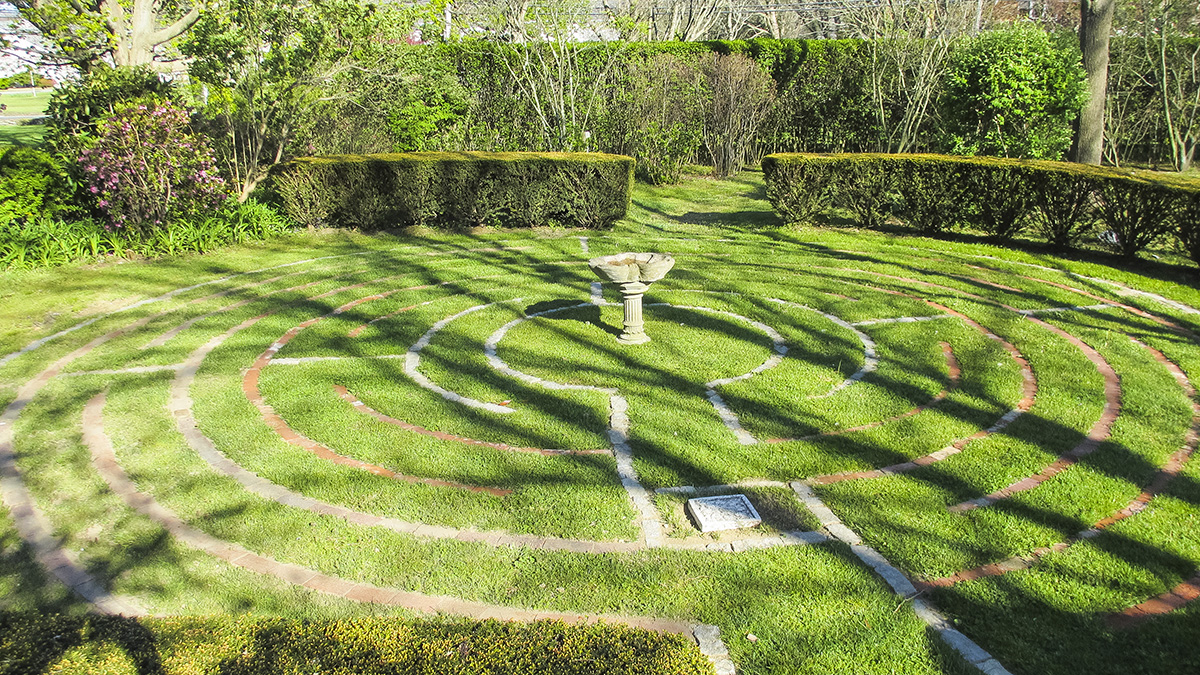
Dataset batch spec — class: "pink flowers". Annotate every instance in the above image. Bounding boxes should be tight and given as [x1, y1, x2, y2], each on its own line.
[78, 100, 231, 230]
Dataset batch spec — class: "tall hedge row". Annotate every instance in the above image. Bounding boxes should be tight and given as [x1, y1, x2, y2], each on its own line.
[0, 613, 713, 675]
[762, 153, 1200, 260]
[269, 152, 634, 230]
[426, 36, 1192, 167]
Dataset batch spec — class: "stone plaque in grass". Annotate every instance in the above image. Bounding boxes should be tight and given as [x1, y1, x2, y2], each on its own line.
[686, 494, 762, 533]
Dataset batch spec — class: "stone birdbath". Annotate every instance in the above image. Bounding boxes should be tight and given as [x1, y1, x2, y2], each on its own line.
[588, 252, 675, 345]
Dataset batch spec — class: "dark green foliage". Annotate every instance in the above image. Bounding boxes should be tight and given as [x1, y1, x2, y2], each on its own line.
[895, 157, 970, 234]
[0, 613, 711, 675]
[761, 41, 875, 154]
[761, 154, 839, 224]
[1027, 166, 1096, 249]
[940, 27, 1086, 160]
[1093, 176, 1183, 257]
[835, 155, 898, 230]
[43, 66, 174, 153]
[269, 152, 633, 229]
[763, 153, 1200, 257]
[959, 161, 1036, 241]
[1173, 189, 1200, 267]
[0, 146, 74, 229]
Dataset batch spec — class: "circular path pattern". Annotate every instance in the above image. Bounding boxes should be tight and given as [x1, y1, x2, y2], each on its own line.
[3, 236, 1200, 674]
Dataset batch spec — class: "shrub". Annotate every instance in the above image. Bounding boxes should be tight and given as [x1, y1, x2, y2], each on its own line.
[698, 53, 776, 178]
[78, 101, 230, 231]
[0, 147, 74, 229]
[836, 156, 898, 230]
[895, 157, 970, 234]
[605, 53, 706, 185]
[269, 152, 633, 230]
[940, 27, 1086, 160]
[1174, 189, 1200, 267]
[761, 154, 839, 224]
[44, 66, 174, 154]
[763, 153, 1200, 257]
[1093, 175, 1183, 257]
[0, 613, 712, 675]
[959, 161, 1037, 241]
[0, 199, 294, 270]
[760, 41, 876, 154]
[1028, 167, 1096, 249]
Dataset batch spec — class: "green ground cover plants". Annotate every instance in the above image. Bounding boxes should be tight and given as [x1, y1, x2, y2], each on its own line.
[1, 170, 1198, 674]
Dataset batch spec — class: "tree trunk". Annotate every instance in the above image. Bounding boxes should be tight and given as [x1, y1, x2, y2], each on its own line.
[1072, 0, 1114, 165]
[106, 0, 200, 67]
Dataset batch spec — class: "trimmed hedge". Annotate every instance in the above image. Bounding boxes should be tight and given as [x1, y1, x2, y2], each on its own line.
[0, 613, 713, 675]
[762, 152, 1200, 261]
[269, 152, 634, 230]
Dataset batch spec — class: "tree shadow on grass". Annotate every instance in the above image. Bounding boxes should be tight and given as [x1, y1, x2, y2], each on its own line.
[0, 612, 165, 675]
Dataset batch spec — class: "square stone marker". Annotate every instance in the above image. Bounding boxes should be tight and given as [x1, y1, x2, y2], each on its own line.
[686, 494, 762, 533]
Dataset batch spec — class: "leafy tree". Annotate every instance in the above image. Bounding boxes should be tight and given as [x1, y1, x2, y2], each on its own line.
[941, 27, 1086, 159]
[11, 0, 201, 71]
[181, 0, 380, 200]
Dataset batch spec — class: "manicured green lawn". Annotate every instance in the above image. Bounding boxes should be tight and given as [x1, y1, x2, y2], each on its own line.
[0, 89, 50, 147]
[0, 123, 45, 146]
[0, 89, 51, 116]
[2, 169, 1199, 674]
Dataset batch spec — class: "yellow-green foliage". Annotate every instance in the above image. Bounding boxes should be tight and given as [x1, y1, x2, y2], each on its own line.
[0, 613, 712, 675]
[269, 151, 634, 230]
[762, 152, 1200, 259]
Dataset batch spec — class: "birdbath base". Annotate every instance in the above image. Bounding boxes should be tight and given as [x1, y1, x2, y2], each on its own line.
[616, 332, 651, 345]
[588, 253, 675, 346]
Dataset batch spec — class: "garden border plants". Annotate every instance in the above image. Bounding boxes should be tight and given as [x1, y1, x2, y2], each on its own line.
[762, 152, 1200, 262]
[269, 151, 634, 230]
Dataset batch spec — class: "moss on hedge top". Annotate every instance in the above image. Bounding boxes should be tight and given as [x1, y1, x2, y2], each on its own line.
[763, 152, 1200, 192]
[290, 151, 635, 166]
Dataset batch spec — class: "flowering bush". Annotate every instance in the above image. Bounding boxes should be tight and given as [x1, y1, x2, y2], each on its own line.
[79, 101, 230, 230]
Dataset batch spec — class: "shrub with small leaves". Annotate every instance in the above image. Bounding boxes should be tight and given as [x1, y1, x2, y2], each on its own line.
[44, 66, 174, 155]
[0, 147, 74, 230]
[78, 101, 230, 231]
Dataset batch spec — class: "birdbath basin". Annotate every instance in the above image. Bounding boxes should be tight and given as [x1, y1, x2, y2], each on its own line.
[589, 252, 675, 344]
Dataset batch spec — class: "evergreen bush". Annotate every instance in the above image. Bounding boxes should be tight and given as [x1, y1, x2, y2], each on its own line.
[0, 147, 74, 230]
[763, 153, 1200, 258]
[269, 152, 633, 230]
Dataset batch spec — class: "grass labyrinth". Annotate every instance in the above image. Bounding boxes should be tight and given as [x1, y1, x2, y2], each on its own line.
[2, 179, 1200, 674]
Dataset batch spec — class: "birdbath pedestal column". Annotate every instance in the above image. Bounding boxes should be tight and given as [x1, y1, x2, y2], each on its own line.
[588, 253, 675, 345]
